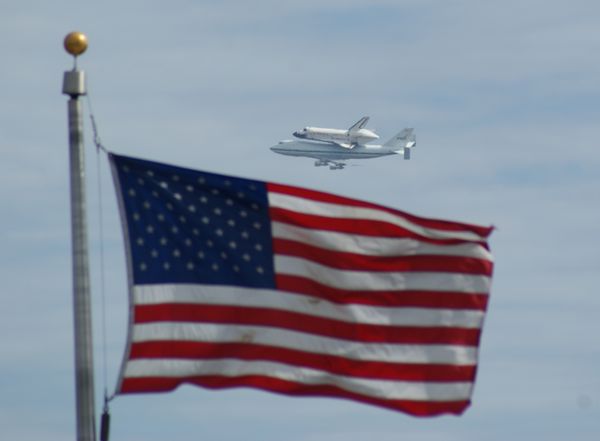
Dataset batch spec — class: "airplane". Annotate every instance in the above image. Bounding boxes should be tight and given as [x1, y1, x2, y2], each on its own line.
[293, 116, 379, 149]
[271, 127, 416, 170]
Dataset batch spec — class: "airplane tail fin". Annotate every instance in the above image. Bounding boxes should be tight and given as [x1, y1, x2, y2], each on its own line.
[348, 116, 370, 132]
[384, 128, 416, 160]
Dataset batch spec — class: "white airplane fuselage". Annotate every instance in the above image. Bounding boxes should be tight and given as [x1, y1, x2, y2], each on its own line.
[293, 126, 379, 147]
[271, 139, 397, 162]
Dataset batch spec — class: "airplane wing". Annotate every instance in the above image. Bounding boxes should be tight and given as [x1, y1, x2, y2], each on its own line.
[348, 116, 369, 132]
[314, 159, 347, 170]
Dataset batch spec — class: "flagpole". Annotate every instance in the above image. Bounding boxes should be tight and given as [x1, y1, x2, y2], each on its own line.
[63, 31, 97, 441]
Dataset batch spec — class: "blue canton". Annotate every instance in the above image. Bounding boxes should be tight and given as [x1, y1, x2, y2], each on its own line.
[112, 154, 276, 288]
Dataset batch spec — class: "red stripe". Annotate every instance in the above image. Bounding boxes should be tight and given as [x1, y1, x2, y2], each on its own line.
[270, 207, 488, 246]
[276, 274, 489, 310]
[134, 304, 482, 345]
[120, 375, 471, 416]
[128, 341, 477, 381]
[267, 182, 493, 239]
[273, 238, 493, 276]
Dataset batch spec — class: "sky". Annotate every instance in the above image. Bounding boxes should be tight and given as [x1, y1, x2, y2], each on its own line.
[1, 0, 599, 440]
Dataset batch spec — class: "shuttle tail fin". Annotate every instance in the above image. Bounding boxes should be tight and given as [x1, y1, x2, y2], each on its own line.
[384, 128, 416, 160]
[348, 116, 370, 132]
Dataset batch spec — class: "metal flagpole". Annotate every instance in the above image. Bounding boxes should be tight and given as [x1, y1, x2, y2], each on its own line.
[62, 31, 97, 441]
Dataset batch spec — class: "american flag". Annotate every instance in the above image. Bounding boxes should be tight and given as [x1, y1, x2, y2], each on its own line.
[109, 152, 494, 416]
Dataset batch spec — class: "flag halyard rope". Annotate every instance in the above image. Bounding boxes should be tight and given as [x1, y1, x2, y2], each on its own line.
[85, 90, 114, 440]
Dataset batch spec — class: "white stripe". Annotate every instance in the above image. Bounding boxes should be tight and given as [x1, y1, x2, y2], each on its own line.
[275, 255, 491, 294]
[268, 192, 487, 242]
[134, 284, 486, 328]
[272, 221, 493, 260]
[131, 322, 478, 365]
[123, 359, 474, 401]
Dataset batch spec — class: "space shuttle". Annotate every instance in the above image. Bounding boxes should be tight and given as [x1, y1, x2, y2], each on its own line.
[272, 125, 416, 169]
[293, 116, 379, 149]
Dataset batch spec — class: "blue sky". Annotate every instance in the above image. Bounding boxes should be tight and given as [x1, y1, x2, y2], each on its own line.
[1, 1, 599, 440]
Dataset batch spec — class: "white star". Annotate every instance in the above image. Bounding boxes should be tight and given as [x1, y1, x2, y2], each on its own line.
[146, 225, 154, 234]
[215, 229, 223, 236]
[237, 192, 245, 198]
[211, 188, 219, 195]
[179, 216, 187, 224]
[186, 185, 194, 192]
[233, 265, 240, 272]
[255, 244, 263, 251]
[152, 191, 159, 198]
[220, 251, 228, 260]
[227, 219, 235, 227]
[188, 205, 196, 212]
[229, 241, 237, 249]
[166, 203, 174, 211]
[174, 193, 182, 200]
[184, 238, 192, 247]
[137, 178, 145, 186]
[187, 262, 195, 270]
[197, 251, 205, 259]
[172, 175, 180, 182]
[143, 201, 151, 209]
[253, 222, 261, 230]
[160, 181, 169, 189]
[192, 228, 200, 236]
[160, 237, 168, 245]
[157, 213, 165, 222]
[198, 177, 206, 184]
[163, 262, 170, 270]
[146, 170, 154, 177]
[211, 263, 219, 271]
[171, 226, 179, 234]
[226, 199, 233, 206]
[133, 213, 140, 221]
[251, 203, 259, 210]
[122, 165, 130, 173]
[207, 239, 214, 247]
[240, 211, 248, 218]
[136, 238, 144, 246]
[200, 196, 208, 204]
[201, 216, 210, 224]
[128, 188, 136, 197]
[139, 263, 147, 271]
[256, 266, 264, 274]
[173, 249, 181, 257]
[214, 208, 222, 215]
[224, 180, 232, 187]
[241, 231, 249, 239]
[151, 250, 158, 258]
[242, 253, 251, 262]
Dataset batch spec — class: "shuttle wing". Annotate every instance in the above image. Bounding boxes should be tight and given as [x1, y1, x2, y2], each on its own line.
[333, 141, 355, 149]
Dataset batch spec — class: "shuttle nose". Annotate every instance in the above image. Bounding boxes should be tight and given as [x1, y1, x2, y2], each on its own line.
[293, 131, 306, 139]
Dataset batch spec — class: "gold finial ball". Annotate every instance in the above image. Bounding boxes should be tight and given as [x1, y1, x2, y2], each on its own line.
[64, 31, 88, 56]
